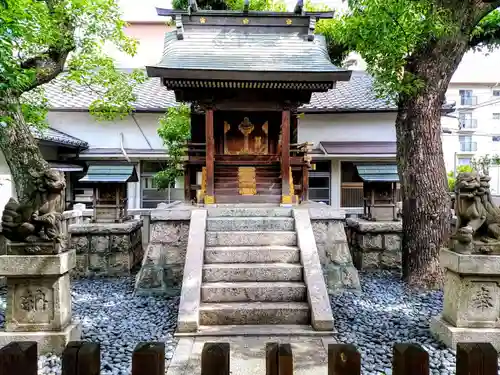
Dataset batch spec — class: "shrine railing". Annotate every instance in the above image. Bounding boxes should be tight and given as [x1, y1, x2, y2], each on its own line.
[186, 142, 312, 164]
[0, 341, 496, 375]
[186, 142, 206, 156]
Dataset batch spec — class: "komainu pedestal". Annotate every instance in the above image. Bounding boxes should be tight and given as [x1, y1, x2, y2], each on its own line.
[430, 249, 500, 350]
[431, 172, 500, 349]
[0, 242, 81, 354]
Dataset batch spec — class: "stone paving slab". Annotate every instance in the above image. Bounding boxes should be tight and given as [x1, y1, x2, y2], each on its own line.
[167, 335, 337, 375]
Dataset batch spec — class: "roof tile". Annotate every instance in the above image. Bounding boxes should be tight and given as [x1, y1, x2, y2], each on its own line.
[156, 29, 342, 73]
[41, 71, 396, 113]
[31, 127, 88, 148]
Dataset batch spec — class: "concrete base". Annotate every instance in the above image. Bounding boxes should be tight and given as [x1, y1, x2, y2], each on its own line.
[0, 322, 82, 354]
[166, 336, 337, 375]
[430, 315, 500, 351]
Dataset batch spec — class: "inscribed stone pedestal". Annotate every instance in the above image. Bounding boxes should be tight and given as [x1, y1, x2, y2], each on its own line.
[0, 243, 81, 354]
[430, 249, 500, 350]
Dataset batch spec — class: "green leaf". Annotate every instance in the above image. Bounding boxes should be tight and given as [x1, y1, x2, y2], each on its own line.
[154, 104, 192, 190]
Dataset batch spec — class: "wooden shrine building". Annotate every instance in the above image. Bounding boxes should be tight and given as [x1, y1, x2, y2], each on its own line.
[146, 1, 352, 204]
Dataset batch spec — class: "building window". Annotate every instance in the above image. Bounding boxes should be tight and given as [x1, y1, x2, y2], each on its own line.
[493, 113, 500, 120]
[458, 158, 471, 166]
[493, 136, 500, 142]
[308, 161, 330, 205]
[340, 162, 363, 208]
[141, 161, 183, 208]
[459, 112, 477, 128]
[459, 89, 477, 106]
[493, 90, 500, 97]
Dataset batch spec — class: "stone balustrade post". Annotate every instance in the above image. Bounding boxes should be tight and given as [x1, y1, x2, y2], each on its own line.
[0, 240, 81, 354]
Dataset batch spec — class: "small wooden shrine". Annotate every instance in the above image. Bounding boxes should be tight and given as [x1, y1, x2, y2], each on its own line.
[356, 164, 399, 221]
[79, 165, 138, 222]
[146, 1, 351, 204]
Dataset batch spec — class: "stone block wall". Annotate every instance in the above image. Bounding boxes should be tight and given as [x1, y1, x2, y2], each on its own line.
[304, 205, 360, 292]
[69, 220, 143, 277]
[346, 218, 402, 270]
[135, 207, 192, 295]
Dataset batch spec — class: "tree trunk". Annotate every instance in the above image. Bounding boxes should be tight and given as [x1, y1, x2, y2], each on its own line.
[0, 94, 50, 202]
[396, 36, 470, 288]
[396, 94, 451, 288]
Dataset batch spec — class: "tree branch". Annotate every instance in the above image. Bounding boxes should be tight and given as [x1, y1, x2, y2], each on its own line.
[20, 47, 74, 92]
[17, 0, 75, 93]
[469, 6, 500, 48]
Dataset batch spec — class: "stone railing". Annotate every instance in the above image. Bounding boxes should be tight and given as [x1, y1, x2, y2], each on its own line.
[64, 203, 163, 249]
[346, 215, 458, 271]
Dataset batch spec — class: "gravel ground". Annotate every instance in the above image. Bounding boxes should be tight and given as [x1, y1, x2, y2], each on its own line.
[0, 271, 488, 375]
[331, 270, 455, 375]
[0, 277, 179, 375]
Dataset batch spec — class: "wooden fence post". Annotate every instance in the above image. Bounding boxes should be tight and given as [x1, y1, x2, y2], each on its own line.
[201, 342, 230, 375]
[327, 344, 361, 375]
[456, 343, 498, 375]
[266, 343, 279, 375]
[278, 343, 293, 375]
[132, 342, 165, 375]
[392, 343, 429, 375]
[62, 342, 100, 375]
[0, 341, 37, 375]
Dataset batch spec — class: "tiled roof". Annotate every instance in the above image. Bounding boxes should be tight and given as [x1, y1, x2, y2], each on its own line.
[301, 72, 397, 112]
[31, 127, 88, 148]
[155, 29, 343, 74]
[41, 76, 178, 111]
[41, 71, 397, 113]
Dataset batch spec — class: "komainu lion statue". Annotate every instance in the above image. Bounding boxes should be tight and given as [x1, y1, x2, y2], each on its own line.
[1, 169, 66, 243]
[452, 172, 500, 254]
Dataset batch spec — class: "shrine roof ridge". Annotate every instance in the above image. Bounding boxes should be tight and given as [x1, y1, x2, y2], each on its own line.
[155, 7, 335, 19]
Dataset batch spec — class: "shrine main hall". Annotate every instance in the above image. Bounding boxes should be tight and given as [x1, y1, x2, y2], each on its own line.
[146, 2, 352, 205]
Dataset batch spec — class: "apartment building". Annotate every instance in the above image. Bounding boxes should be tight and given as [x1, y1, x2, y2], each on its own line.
[440, 50, 500, 191]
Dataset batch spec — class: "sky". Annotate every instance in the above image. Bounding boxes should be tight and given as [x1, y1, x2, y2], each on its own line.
[117, 0, 347, 21]
[117, 0, 500, 83]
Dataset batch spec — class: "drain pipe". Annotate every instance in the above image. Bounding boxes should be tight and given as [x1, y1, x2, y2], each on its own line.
[120, 132, 131, 162]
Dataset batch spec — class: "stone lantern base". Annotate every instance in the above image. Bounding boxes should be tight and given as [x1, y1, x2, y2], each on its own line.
[430, 248, 500, 351]
[0, 244, 81, 354]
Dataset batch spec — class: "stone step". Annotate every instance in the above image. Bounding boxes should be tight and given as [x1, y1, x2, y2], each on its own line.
[204, 245, 300, 263]
[215, 195, 281, 204]
[175, 324, 337, 336]
[202, 263, 303, 282]
[207, 207, 292, 217]
[206, 217, 295, 232]
[199, 302, 310, 325]
[201, 281, 307, 302]
[206, 231, 297, 246]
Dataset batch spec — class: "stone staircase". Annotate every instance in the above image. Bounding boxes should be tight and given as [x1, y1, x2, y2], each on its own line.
[199, 206, 311, 327]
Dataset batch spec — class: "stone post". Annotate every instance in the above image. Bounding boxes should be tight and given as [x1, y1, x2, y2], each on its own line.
[430, 249, 500, 350]
[0, 241, 81, 354]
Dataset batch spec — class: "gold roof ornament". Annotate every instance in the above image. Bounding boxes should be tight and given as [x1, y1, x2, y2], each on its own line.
[242, 18, 249, 25]
[200, 17, 206, 24]
[286, 19, 292, 25]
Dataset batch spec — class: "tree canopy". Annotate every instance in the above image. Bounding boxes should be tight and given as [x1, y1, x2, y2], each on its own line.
[318, 0, 500, 100]
[0, 0, 146, 126]
[0, 0, 145, 197]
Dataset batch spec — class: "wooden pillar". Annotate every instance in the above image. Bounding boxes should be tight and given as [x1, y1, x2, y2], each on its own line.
[205, 107, 215, 204]
[281, 108, 291, 204]
[184, 165, 190, 202]
[301, 164, 309, 202]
